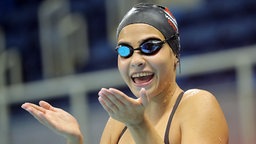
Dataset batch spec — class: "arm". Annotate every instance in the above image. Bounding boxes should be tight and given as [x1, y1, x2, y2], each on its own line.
[98, 88, 165, 144]
[179, 89, 229, 144]
[125, 117, 165, 144]
[21, 101, 84, 144]
[100, 117, 125, 144]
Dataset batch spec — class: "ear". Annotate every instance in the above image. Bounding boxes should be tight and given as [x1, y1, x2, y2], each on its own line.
[174, 55, 179, 69]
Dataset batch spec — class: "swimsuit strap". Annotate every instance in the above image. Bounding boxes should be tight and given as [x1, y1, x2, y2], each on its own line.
[117, 125, 127, 143]
[164, 92, 184, 144]
[117, 92, 184, 144]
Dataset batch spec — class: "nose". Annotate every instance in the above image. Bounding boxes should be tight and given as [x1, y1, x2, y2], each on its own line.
[130, 52, 145, 68]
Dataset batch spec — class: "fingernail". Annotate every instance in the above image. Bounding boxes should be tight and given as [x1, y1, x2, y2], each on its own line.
[21, 103, 26, 109]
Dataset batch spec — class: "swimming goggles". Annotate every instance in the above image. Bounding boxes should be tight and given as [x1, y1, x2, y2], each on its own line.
[115, 34, 178, 58]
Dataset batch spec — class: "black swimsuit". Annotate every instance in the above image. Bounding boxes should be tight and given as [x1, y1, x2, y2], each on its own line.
[117, 92, 184, 144]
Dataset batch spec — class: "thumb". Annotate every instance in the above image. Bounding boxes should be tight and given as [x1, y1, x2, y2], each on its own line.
[39, 101, 55, 111]
[139, 88, 149, 106]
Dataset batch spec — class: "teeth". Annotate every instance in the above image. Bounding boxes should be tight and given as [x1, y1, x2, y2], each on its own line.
[132, 72, 153, 78]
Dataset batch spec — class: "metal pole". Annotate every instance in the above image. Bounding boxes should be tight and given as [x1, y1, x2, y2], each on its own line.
[236, 58, 256, 144]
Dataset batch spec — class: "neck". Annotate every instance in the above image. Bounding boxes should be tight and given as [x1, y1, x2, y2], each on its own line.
[145, 83, 182, 124]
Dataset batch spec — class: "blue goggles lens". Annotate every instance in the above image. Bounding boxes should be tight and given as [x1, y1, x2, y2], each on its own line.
[115, 40, 165, 58]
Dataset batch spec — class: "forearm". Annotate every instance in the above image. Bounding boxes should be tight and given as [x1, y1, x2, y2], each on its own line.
[127, 118, 164, 144]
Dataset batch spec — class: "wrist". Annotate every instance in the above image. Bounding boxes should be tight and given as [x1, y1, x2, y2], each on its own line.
[126, 116, 148, 129]
[67, 132, 84, 144]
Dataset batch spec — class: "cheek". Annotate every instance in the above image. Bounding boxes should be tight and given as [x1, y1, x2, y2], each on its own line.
[152, 49, 176, 77]
[154, 50, 173, 67]
[117, 57, 129, 80]
[154, 58, 173, 76]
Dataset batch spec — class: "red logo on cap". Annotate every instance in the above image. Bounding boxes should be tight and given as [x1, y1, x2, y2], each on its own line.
[164, 7, 178, 32]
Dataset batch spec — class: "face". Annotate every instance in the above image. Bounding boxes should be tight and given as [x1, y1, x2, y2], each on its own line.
[117, 24, 178, 99]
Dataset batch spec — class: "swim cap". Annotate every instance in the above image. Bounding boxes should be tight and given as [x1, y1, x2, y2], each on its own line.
[116, 3, 180, 57]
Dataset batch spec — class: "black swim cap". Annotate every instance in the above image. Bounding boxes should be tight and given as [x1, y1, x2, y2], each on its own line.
[116, 3, 180, 57]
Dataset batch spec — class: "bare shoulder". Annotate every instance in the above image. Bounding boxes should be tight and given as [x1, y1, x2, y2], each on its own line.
[184, 88, 214, 98]
[100, 117, 126, 144]
[179, 88, 224, 119]
[177, 89, 229, 143]
[182, 89, 218, 107]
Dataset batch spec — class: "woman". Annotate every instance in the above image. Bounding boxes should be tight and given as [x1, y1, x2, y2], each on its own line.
[21, 3, 229, 144]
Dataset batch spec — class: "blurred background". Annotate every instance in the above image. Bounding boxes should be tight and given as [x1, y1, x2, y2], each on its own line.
[0, 0, 255, 143]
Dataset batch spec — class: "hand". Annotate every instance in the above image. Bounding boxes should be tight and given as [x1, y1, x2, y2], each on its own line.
[98, 88, 149, 126]
[21, 101, 83, 143]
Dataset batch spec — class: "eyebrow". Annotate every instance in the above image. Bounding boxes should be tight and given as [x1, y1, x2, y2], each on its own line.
[117, 37, 162, 47]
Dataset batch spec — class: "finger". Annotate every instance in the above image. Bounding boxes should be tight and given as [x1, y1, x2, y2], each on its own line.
[23, 104, 56, 128]
[108, 88, 134, 106]
[39, 101, 56, 111]
[98, 89, 119, 112]
[21, 102, 52, 125]
[22, 105, 46, 123]
[22, 103, 57, 130]
[139, 88, 148, 106]
[101, 88, 125, 108]
[98, 96, 114, 114]
[22, 102, 46, 114]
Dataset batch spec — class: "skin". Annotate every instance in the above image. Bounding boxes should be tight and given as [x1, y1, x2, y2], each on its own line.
[21, 23, 229, 144]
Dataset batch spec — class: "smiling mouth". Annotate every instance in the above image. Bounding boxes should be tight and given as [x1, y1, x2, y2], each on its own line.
[131, 72, 154, 85]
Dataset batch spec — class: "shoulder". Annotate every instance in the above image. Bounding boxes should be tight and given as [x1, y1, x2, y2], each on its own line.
[177, 89, 229, 143]
[179, 89, 222, 118]
[181, 89, 218, 107]
[100, 117, 126, 144]
[184, 88, 214, 99]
